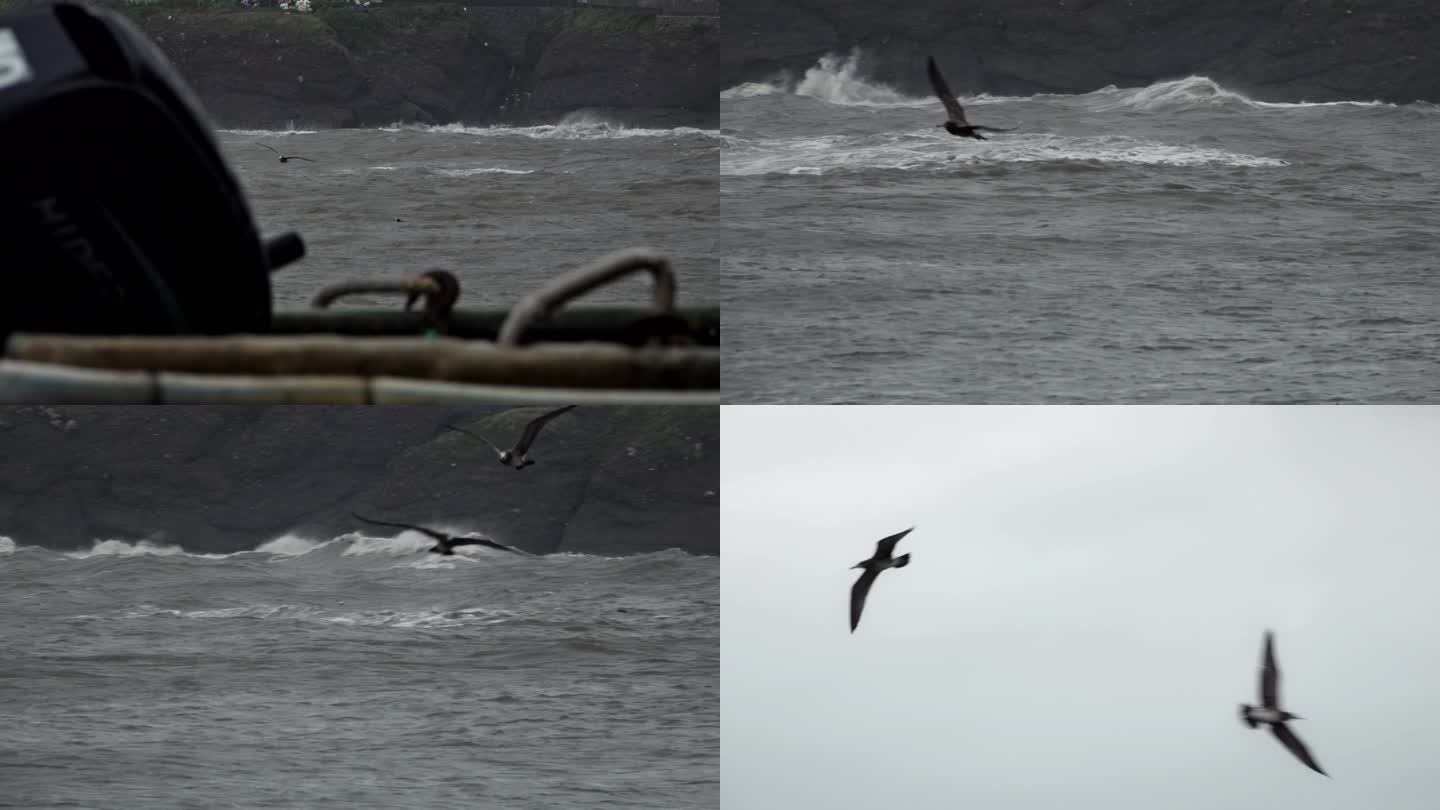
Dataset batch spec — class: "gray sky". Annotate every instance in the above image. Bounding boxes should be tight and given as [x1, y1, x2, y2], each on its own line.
[723, 406, 1440, 809]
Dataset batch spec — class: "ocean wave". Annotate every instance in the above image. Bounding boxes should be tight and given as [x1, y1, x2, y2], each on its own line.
[431, 167, 536, 177]
[1085, 75, 1398, 112]
[63, 539, 227, 560]
[724, 56, 1407, 113]
[108, 602, 518, 628]
[722, 50, 926, 108]
[379, 112, 719, 141]
[220, 127, 319, 137]
[720, 82, 784, 100]
[722, 132, 1287, 176]
[1, 532, 709, 563]
[251, 533, 328, 556]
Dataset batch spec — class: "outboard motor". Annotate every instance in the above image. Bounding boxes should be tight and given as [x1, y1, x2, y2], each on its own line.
[0, 2, 301, 345]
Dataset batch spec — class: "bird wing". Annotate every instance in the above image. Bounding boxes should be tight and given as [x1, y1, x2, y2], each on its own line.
[287, 156, 314, 162]
[1270, 723, 1327, 776]
[351, 512, 450, 544]
[449, 536, 530, 555]
[926, 57, 969, 126]
[444, 423, 504, 454]
[515, 404, 578, 455]
[874, 527, 915, 557]
[850, 568, 881, 632]
[256, 142, 280, 155]
[972, 125, 1016, 133]
[1260, 630, 1279, 708]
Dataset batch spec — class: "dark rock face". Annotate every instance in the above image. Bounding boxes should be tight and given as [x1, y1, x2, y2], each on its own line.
[725, 0, 1440, 103]
[0, 405, 717, 556]
[122, 6, 717, 129]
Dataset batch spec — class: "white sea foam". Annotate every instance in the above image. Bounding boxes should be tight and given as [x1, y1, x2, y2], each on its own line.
[1085, 75, 1398, 112]
[64, 539, 225, 559]
[720, 82, 783, 100]
[379, 112, 718, 141]
[113, 603, 516, 627]
[722, 132, 1287, 176]
[220, 128, 319, 137]
[252, 533, 328, 557]
[724, 52, 1407, 115]
[432, 167, 536, 177]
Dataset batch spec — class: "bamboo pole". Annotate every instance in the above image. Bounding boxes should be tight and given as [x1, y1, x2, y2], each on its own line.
[6, 335, 718, 390]
[0, 361, 719, 404]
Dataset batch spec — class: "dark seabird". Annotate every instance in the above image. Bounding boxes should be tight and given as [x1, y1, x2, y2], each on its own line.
[444, 405, 578, 470]
[849, 527, 914, 632]
[351, 513, 528, 556]
[257, 142, 314, 163]
[1240, 630, 1329, 776]
[927, 57, 1014, 141]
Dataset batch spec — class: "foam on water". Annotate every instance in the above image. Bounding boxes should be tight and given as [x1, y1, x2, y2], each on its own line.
[722, 132, 1287, 176]
[1086, 75, 1399, 112]
[378, 113, 719, 141]
[220, 128, 319, 137]
[720, 82, 783, 100]
[104, 603, 518, 628]
[252, 533, 328, 557]
[64, 539, 225, 560]
[431, 166, 536, 177]
[724, 53, 1409, 114]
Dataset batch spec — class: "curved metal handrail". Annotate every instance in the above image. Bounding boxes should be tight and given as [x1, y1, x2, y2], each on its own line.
[311, 271, 461, 333]
[497, 248, 675, 347]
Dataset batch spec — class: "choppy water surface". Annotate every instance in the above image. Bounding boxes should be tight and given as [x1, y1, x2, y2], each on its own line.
[222, 114, 718, 310]
[722, 55, 1440, 403]
[0, 533, 717, 809]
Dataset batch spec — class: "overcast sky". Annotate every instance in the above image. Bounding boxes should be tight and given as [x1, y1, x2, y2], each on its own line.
[723, 406, 1440, 809]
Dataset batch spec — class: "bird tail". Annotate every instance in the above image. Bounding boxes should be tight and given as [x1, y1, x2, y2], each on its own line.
[893, 553, 911, 569]
[1239, 704, 1257, 728]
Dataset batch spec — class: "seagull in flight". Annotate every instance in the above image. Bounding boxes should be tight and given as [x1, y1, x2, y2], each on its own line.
[444, 405, 577, 470]
[1239, 630, 1329, 776]
[849, 528, 914, 632]
[351, 513, 528, 556]
[257, 142, 314, 163]
[927, 57, 1015, 140]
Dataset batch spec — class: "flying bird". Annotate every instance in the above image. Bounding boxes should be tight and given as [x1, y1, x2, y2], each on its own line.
[257, 142, 314, 163]
[927, 57, 1014, 140]
[849, 527, 914, 632]
[351, 513, 528, 556]
[444, 405, 577, 470]
[1239, 630, 1328, 776]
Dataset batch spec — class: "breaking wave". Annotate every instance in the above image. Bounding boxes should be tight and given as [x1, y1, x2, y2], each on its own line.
[0, 533, 702, 562]
[723, 53, 1406, 112]
[1085, 75, 1398, 112]
[722, 50, 923, 107]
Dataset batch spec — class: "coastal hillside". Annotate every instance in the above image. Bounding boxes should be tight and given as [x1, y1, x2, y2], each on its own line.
[725, 0, 1439, 103]
[0, 0, 718, 127]
[0, 405, 718, 556]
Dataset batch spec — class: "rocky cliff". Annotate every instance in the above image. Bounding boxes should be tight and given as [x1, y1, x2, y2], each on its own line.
[0, 405, 718, 556]
[725, 0, 1440, 103]
[1, 0, 717, 127]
